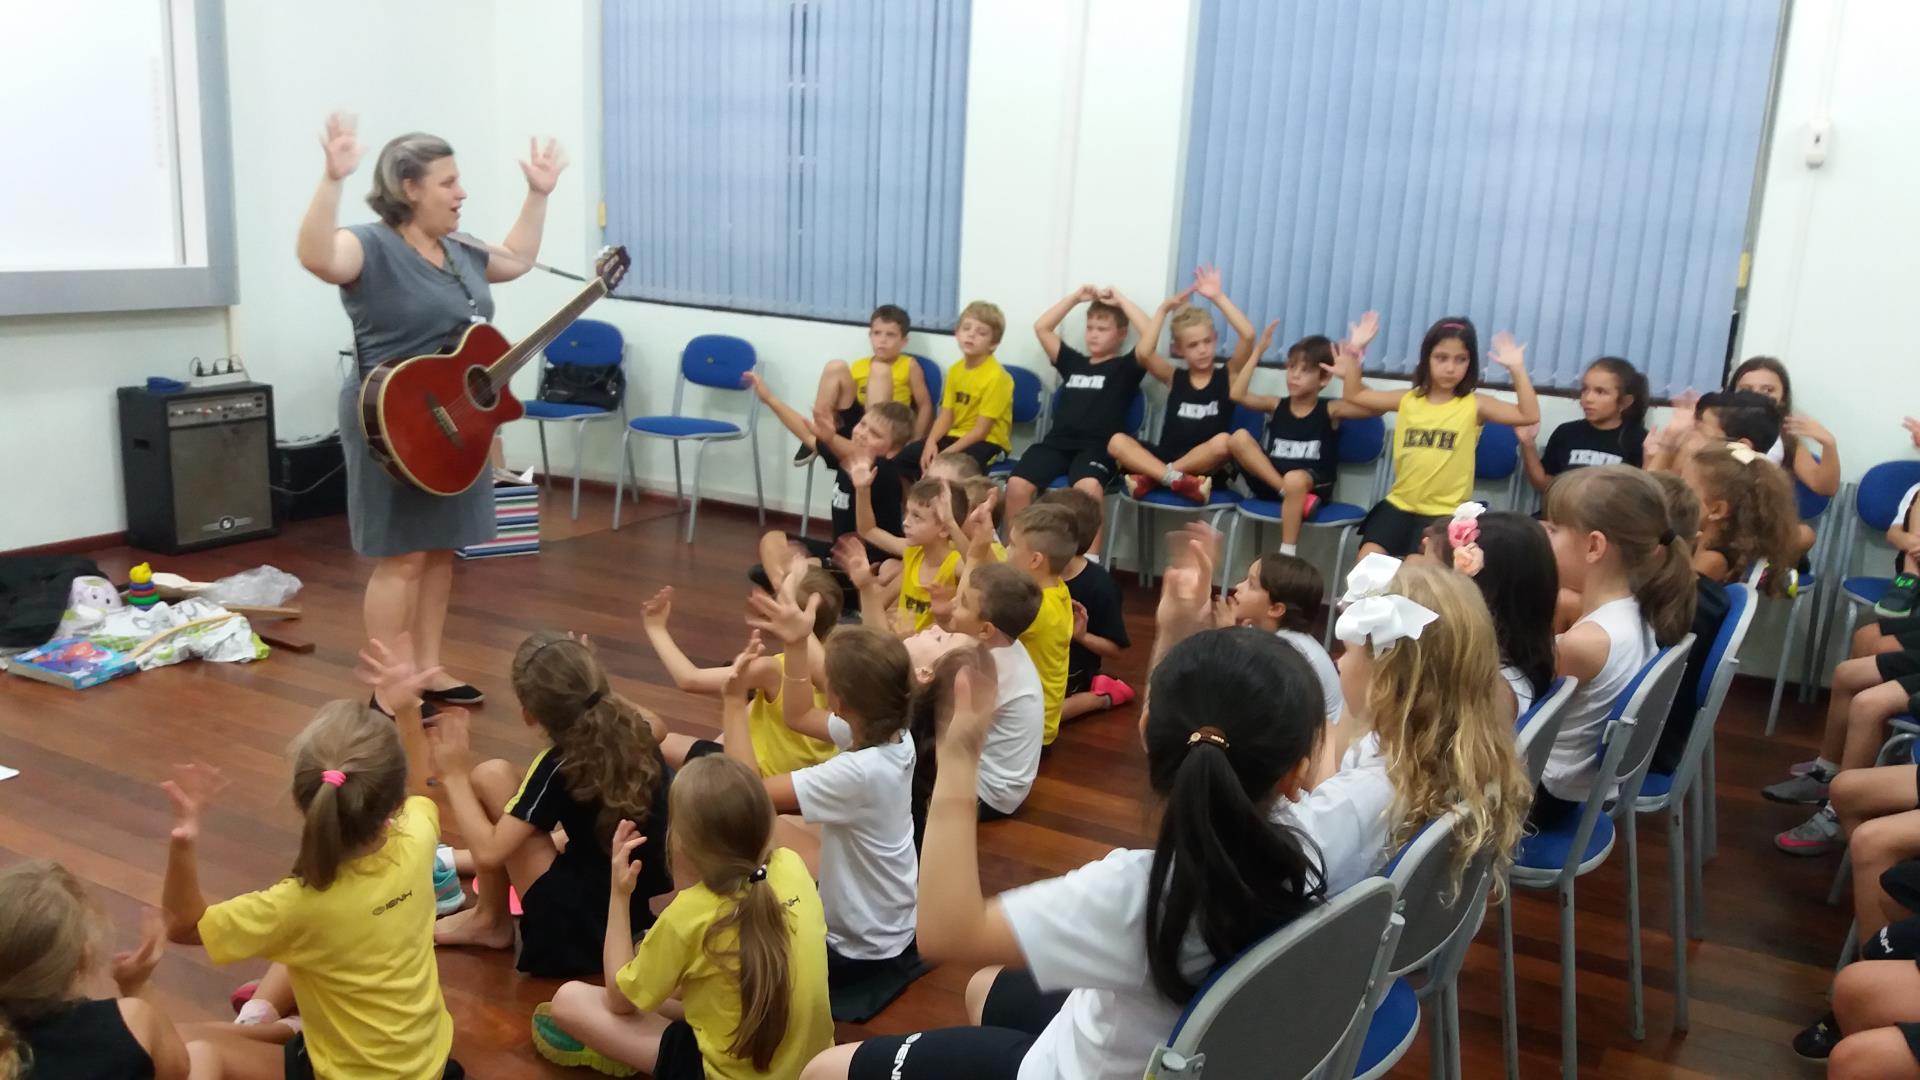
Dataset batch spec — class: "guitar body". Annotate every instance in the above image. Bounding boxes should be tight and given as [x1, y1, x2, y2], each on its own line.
[360, 323, 526, 496]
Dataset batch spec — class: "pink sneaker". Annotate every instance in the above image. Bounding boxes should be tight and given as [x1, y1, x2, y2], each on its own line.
[1092, 674, 1136, 708]
[1170, 474, 1212, 504]
[1125, 474, 1157, 498]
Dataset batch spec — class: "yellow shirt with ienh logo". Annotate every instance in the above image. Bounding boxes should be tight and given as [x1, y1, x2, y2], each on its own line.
[850, 355, 915, 407]
[898, 544, 962, 632]
[942, 354, 1015, 452]
[197, 796, 453, 1080]
[1022, 579, 1074, 745]
[1387, 390, 1481, 516]
[749, 652, 839, 775]
[616, 847, 834, 1080]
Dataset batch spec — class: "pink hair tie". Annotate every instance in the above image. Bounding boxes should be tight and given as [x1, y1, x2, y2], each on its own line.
[320, 770, 347, 788]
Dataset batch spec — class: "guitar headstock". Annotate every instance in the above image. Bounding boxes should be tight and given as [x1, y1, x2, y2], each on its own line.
[594, 246, 631, 292]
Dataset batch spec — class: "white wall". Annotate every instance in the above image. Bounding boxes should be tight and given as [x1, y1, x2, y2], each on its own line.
[2, 0, 1909, 561]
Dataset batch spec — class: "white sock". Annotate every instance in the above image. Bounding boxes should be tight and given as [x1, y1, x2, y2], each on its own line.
[1161, 467, 1183, 485]
[1815, 757, 1839, 776]
[1279, 542, 1298, 556]
[235, 999, 279, 1026]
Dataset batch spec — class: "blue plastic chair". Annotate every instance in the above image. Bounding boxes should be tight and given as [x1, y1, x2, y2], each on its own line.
[1146, 877, 1403, 1080]
[615, 335, 764, 542]
[1498, 640, 1693, 1080]
[523, 319, 640, 520]
[1475, 422, 1522, 510]
[1117, 403, 1262, 586]
[798, 353, 941, 539]
[1352, 807, 1500, 1080]
[1828, 461, 1920, 676]
[987, 364, 1049, 478]
[1225, 414, 1391, 648]
[1760, 477, 1834, 734]
[1631, 585, 1755, 1033]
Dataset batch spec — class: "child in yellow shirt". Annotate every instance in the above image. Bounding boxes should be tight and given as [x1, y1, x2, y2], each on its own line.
[853, 470, 969, 634]
[907, 300, 1015, 477]
[973, 503, 1076, 745]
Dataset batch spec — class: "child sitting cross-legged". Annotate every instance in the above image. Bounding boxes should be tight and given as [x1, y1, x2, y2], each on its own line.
[904, 301, 1016, 479]
[1038, 487, 1133, 721]
[799, 303, 934, 465]
[965, 503, 1077, 746]
[850, 469, 969, 634]
[538, 755, 835, 1079]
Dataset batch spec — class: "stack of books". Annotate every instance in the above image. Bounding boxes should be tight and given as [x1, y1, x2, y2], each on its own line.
[457, 481, 541, 560]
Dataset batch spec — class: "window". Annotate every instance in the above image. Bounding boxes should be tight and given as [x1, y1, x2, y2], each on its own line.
[602, 0, 970, 328]
[1177, 1, 1784, 395]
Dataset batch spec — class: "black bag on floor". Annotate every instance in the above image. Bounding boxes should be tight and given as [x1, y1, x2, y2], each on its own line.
[0, 555, 103, 648]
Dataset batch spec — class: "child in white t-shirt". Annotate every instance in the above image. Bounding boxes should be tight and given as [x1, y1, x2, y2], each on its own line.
[1221, 550, 1341, 726]
[721, 606, 921, 1020]
[806, 609, 1330, 1080]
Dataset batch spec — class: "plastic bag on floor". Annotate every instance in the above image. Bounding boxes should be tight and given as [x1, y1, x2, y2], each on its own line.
[204, 566, 302, 608]
[87, 598, 268, 669]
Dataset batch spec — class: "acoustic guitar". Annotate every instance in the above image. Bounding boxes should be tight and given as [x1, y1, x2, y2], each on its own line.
[360, 246, 630, 495]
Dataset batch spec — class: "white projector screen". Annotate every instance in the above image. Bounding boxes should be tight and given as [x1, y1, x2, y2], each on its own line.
[0, 0, 236, 315]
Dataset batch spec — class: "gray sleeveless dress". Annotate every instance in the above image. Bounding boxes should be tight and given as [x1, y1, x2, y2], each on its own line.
[336, 222, 497, 557]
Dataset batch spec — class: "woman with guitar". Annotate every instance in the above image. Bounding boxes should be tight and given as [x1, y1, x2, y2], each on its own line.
[297, 112, 566, 707]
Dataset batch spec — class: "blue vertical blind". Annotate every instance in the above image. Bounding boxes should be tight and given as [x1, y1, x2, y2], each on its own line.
[1178, 1, 1783, 394]
[602, 0, 970, 328]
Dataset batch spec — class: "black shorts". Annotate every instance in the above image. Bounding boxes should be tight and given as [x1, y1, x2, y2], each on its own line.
[652, 1019, 705, 1080]
[517, 852, 656, 978]
[899, 436, 1005, 481]
[1065, 662, 1096, 697]
[1528, 785, 1583, 832]
[1886, 859, 1920, 915]
[1359, 501, 1444, 558]
[1010, 440, 1115, 490]
[285, 1034, 464, 1079]
[1243, 470, 1335, 510]
[684, 738, 726, 762]
[1883, 615, 1920, 650]
[1879, 650, 1920, 683]
[844, 968, 1071, 1080]
[828, 941, 930, 1023]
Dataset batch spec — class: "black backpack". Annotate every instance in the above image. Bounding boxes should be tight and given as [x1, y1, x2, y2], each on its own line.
[0, 555, 103, 648]
[539, 362, 626, 412]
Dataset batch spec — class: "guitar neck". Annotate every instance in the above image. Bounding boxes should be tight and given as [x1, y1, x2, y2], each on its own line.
[486, 281, 612, 385]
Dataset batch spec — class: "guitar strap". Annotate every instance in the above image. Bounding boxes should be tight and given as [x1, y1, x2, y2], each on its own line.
[445, 231, 589, 283]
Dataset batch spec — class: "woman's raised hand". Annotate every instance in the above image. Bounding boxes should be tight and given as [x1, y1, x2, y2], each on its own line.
[321, 112, 364, 181]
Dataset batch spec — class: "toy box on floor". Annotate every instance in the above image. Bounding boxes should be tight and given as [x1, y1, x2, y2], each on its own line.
[458, 481, 540, 560]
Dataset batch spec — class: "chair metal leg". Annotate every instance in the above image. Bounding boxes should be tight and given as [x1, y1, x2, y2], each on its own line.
[1766, 594, 1808, 735]
[1829, 848, 1852, 907]
[1668, 802, 1690, 1032]
[1624, 811, 1645, 1041]
[619, 404, 640, 503]
[1137, 503, 1153, 587]
[1801, 588, 1826, 704]
[751, 428, 765, 526]
[537, 424, 551, 489]
[685, 443, 707, 544]
[1559, 883, 1579, 1080]
[1445, 979, 1463, 1080]
[1686, 784, 1706, 939]
[1221, 515, 1240, 594]
[1500, 888, 1520, 1080]
[612, 430, 630, 531]
[569, 422, 586, 521]
[1837, 918, 1858, 972]
[800, 461, 814, 538]
[1427, 985, 1448, 1080]
[1702, 736, 1719, 861]
[671, 443, 685, 507]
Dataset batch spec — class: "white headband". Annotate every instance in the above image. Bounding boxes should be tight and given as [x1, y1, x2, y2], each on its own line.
[1334, 552, 1440, 656]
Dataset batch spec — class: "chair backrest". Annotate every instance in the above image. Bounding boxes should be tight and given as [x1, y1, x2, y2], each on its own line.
[1795, 475, 1832, 523]
[1517, 677, 1577, 787]
[1476, 422, 1520, 481]
[1006, 364, 1046, 424]
[1337, 414, 1388, 465]
[1154, 878, 1401, 1080]
[679, 334, 756, 390]
[1857, 461, 1920, 532]
[1598, 637, 1696, 799]
[1380, 808, 1495, 986]
[1229, 403, 1266, 441]
[1662, 584, 1756, 798]
[909, 353, 942, 407]
[543, 318, 623, 367]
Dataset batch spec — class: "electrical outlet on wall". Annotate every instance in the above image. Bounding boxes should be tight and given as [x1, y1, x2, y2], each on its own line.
[1805, 118, 1831, 168]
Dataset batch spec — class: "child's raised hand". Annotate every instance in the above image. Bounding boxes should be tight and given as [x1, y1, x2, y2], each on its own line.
[1192, 264, 1224, 300]
[609, 819, 647, 897]
[356, 635, 445, 717]
[161, 763, 227, 843]
[846, 457, 876, 490]
[1905, 417, 1920, 449]
[1347, 310, 1380, 353]
[1516, 422, 1540, 444]
[1252, 319, 1280, 362]
[1071, 599, 1089, 640]
[963, 488, 998, 542]
[641, 587, 673, 630]
[724, 631, 765, 698]
[1155, 524, 1220, 641]
[833, 534, 877, 589]
[929, 581, 957, 624]
[424, 706, 476, 776]
[939, 655, 1001, 761]
[1077, 283, 1099, 302]
[747, 590, 819, 647]
[110, 909, 166, 997]
[1783, 414, 1833, 445]
[1158, 286, 1197, 315]
[740, 370, 766, 397]
[1321, 340, 1361, 381]
[1488, 332, 1527, 373]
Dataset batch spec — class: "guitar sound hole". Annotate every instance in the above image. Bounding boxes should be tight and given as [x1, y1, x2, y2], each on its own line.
[465, 367, 499, 409]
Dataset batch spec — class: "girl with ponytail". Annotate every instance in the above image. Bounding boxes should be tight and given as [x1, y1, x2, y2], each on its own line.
[1537, 465, 1697, 828]
[427, 630, 674, 979]
[0, 861, 191, 1079]
[539, 753, 833, 1079]
[805, 568, 1328, 1080]
[160, 636, 462, 1079]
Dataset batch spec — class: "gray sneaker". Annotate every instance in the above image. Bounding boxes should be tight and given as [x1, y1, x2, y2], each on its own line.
[1776, 807, 1842, 856]
[1762, 771, 1831, 804]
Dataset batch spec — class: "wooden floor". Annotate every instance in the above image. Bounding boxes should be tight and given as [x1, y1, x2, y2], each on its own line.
[0, 486, 1855, 1077]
